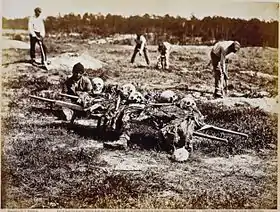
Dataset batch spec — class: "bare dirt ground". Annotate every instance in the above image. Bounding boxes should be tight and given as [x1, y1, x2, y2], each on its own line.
[1, 37, 278, 209]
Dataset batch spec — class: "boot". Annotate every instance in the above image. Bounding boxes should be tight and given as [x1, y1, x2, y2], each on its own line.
[213, 90, 223, 99]
[103, 134, 129, 150]
[61, 107, 74, 121]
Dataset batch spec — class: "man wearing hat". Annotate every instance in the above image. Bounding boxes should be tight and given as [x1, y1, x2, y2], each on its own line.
[28, 7, 47, 65]
[61, 62, 92, 121]
[64, 62, 93, 96]
[210, 40, 241, 98]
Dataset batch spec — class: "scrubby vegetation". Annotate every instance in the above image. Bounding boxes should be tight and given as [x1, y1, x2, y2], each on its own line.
[1, 38, 277, 209]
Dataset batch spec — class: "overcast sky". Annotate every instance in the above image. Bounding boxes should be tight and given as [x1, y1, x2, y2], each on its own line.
[2, 0, 279, 21]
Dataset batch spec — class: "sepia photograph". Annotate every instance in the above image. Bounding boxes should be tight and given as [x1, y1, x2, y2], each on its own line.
[1, 0, 279, 209]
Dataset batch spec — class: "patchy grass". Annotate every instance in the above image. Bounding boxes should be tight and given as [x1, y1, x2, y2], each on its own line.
[1, 39, 278, 209]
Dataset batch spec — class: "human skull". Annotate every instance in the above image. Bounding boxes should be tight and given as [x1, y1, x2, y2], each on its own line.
[179, 96, 197, 110]
[128, 91, 145, 103]
[121, 83, 136, 99]
[159, 90, 178, 103]
[92, 77, 104, 94]
[172, 147, 190, 162]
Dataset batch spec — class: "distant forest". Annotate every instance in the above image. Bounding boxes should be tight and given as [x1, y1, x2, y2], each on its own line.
[2, 13, 278, 47]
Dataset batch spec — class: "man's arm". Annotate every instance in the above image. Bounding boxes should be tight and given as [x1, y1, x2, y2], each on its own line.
[28, 17, 36, 37]
[139, 36, 146, 53]
[164, 42, 171, 52]
[40, 18, 46, 38]
[63, 78, 76, 95]
[220, 49, 228, 79]
[85, 77, 93, 92]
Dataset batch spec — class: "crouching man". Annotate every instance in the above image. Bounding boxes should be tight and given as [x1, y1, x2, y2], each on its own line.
[61, 62, 93, 120]
[157, 41, 172, 69]
[64, 62, 92, 96]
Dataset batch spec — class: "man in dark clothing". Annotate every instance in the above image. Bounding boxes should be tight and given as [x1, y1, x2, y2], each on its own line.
[130, 34, 150, 65]
[64, 62, 93, 96]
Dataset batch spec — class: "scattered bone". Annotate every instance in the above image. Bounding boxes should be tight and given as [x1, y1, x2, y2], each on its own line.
[240, 70, 277, 80]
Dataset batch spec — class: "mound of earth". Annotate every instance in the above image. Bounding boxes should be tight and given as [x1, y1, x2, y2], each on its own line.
[1, 38, 29, 49]
[47, 52, 107, 72]
[208, 96, 278, 113]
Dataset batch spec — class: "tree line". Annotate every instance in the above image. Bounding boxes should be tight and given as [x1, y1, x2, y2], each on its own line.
[2, 13, 278, 47]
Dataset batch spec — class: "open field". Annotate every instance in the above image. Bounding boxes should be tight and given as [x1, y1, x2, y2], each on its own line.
[1, 37, 278, 209]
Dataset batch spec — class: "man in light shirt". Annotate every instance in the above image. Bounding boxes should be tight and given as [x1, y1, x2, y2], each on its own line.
[157, 41, 172, 69]
[28, 7, 47, 65]
[210, 40, 241, 98]
[130, 33, 150, 65]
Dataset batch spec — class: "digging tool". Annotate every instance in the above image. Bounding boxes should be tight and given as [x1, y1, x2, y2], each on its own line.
[38, 40, 49, 70]
[160, 55, 166, 70]
[193, 131, 228, 142]
[197, 124, 248, 138]
[222, 61, 229, 95]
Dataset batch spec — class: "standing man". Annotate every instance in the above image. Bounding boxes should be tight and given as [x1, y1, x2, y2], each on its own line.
[157, 41, 172, 69]
[28, 7, 47, 66]
[210, 40, 241, 98]
[130, 33, 150, 66]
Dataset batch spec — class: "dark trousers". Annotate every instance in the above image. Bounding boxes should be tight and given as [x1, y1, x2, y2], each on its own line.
[131, 45, 150, 65]
[210, 51, 227, 96]
[29, 32, 47, 63]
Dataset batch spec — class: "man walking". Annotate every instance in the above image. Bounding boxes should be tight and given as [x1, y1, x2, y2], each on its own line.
[130, 33, 150, 65]
[157, 41, 172, 69]
[210, 40, 241, 98]
[28, 7, 47, 66]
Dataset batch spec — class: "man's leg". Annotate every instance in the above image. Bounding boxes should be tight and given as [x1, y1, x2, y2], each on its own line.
[223, 63, 228, 96]
[130, 47, 139, 63]
[214, 67, 223, 97]
[165, 52, 170, 69]
[156, 55, 161, 69]
[143, 47, 150, 65]
[211, 52, 223, 97]
[29, 35, 36, 63]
